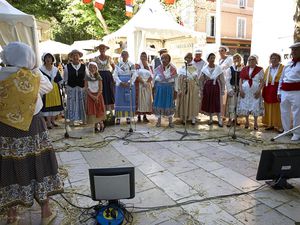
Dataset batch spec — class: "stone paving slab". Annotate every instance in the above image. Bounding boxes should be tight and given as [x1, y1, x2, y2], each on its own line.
[1, 115, 300, 225]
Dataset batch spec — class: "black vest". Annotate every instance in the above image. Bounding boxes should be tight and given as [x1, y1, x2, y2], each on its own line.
[154, 57, 161, 69]
[67, 64, 86, 88]
[230, 66, 240, 86]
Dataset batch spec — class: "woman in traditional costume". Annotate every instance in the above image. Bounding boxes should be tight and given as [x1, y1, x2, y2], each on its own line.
[0, 42, 63, 225]
[113, 51, 137, 125]
[63, 49, 87, 125]
[199, 53, 225, 127]
[153, 53, 178, 128]
[135, 52, 153, 123]
[225, 53, 244, 127]
[262, 53, 284, 131]
[237, 55, 264, 130]
[40, 53, 64, 129]
[85, 62, 106, 132]
[219, 46, 233, 119]
[176, 53, 200, 125]
[93, 43, 115, 112]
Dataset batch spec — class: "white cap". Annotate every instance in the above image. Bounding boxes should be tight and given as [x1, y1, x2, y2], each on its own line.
[290, 42, 300, 48]
[1, 42, 36, 69]
[194, 49, 202, 54]
[219, 45, 229, 52]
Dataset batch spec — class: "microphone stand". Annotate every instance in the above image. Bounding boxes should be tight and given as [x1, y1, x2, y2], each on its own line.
[176, 62, 199, 140]
[229, 64, 248, 145]
[128, 70, 134, 133]
[232, 66, 238, 139]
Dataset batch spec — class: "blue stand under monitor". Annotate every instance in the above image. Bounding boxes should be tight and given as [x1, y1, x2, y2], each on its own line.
[96, 201, 124, 225]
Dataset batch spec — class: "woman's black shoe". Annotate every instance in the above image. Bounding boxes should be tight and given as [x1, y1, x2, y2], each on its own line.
[143, 115, 149, 123]
[137, 115, 142, 122]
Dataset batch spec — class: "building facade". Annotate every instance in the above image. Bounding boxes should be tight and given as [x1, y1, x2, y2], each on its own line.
[178, 0, 254, 61]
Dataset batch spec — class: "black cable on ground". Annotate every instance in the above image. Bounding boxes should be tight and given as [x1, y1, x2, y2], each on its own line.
[130, 183, 268, 213]
[58, 183, 267, 216]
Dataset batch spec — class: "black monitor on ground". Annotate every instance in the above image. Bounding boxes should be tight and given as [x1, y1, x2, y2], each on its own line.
[256, 149, 300, 189]
[89, 167, 135, 201]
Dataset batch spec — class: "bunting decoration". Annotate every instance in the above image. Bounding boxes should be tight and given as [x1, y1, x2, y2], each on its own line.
[95, 0, 105, 10]
[82, 0, 92, 3]
[165, 0, 176, 4]
[125, 0, 133, 17]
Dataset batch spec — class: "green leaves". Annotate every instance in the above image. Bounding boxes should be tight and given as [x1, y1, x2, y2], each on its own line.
[6, 0, 146, 44]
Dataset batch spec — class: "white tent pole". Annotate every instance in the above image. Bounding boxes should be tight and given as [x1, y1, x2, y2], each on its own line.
[215, 0, 221, 47]
[127, 31, 135, 62]
[32, 16, 41, 67]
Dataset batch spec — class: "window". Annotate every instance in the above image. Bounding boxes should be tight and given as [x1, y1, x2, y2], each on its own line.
[206, 14, 216, 37]
[239, 0, 246, 8]
[237, 17, 246, 38]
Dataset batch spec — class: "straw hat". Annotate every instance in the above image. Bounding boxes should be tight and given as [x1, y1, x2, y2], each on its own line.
[97, 43, 110, 50]
[68, 49, 83, 58]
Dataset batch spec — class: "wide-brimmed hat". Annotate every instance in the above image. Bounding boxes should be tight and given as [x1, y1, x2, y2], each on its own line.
[290, 42, 300, 48]
[97, 43, 110, 50]
[68, 49, 83, 58]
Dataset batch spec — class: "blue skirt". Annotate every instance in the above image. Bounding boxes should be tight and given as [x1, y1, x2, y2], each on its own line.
[153, 82, 175, 116]
[115, 75, 136, 117]
[66, 86, 86, 122]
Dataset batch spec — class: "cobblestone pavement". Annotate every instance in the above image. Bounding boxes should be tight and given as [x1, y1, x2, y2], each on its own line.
[1, 115, 300, 225]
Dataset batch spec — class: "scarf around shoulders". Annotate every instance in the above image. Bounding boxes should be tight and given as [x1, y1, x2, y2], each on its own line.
[156, 64, 177, 80]
[240, 66, 262, 87]
[201, 64, 222, 84]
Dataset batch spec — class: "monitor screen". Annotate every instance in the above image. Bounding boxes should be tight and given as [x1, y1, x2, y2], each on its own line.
[256, 148, 300, 188]
[89, 167, 135, 201]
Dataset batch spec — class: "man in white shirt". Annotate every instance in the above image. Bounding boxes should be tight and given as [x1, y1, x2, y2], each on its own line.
[192, 48, 207, 75]
[278, 42, 300, 141]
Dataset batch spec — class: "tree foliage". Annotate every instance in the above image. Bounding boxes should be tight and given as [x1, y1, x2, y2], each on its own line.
[6, 0, 182, 44]
[6, 0, 138, 44]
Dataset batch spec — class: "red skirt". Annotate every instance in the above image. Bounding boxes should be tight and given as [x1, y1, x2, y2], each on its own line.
[201, 80, 221, 114]
[86, 92, 106, 119]
[262, 83, 279, 104]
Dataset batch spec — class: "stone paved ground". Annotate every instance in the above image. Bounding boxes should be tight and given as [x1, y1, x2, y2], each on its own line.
[1, 115, 300, 225]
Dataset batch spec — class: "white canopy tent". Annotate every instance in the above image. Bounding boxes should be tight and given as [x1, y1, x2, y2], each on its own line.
[103, 0, 206, 63]
[0, 0, 40, 66]
[39, 40, 73, 55]
[71, 39, 102, 51]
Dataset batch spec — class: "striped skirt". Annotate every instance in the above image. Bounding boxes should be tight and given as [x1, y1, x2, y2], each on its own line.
[153, 82, 175, 116]
[66, 86, 86, 122]
[115, 75, 136, 117]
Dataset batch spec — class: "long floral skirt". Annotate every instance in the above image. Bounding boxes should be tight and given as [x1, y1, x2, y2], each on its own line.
[0, 114, 63, 209]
